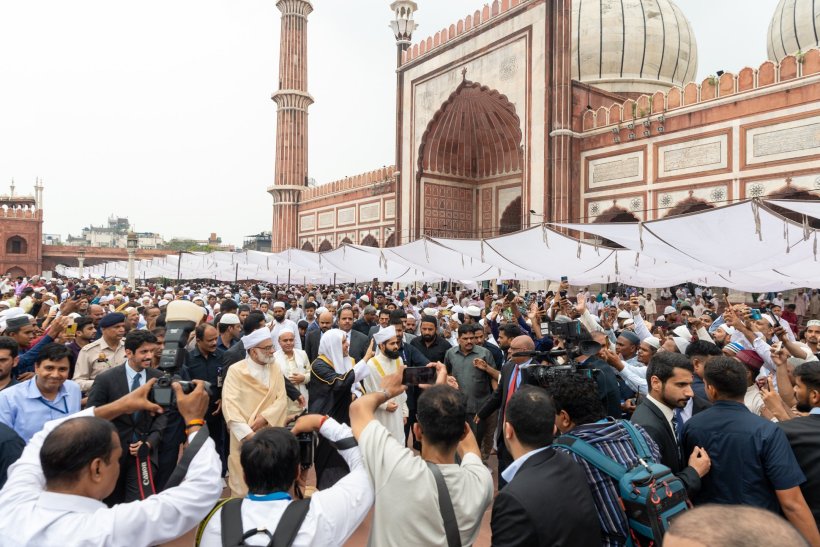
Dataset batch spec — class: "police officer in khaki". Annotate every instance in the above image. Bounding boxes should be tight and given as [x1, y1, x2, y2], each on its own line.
[72, 312, 127, 395]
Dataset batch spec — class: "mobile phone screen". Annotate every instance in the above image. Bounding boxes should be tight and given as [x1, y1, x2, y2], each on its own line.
[402, 367, 436, 386]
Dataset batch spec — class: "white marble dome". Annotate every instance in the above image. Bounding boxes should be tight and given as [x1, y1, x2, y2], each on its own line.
[768, 0, 820, 62]
[572, 0, 699, 95]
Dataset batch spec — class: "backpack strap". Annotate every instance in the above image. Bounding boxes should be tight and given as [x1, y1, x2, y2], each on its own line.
[195, 498, 235, 547]
[426, 462, 462, 547]
[554, 434, 628, 480]
[220, 498, 245, 547]
[272, 498, 311, 547]
[620, 421, 653, 461]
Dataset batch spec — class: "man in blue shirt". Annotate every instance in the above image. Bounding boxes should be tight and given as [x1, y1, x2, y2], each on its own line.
[0, 343, 81, 442]
[683, 356, 820, 545]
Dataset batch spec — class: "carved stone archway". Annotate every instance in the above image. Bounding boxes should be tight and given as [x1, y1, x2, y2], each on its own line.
[416, 78, 524, 239]
[665, 197, 714, 217]
[384, 232, 397, 247]
[301, 241, 314, 252]
[592, 205, 639, 248]
[5, 236, 27, 255]
[499, 197, 522, 234]
[360, 235, 378, 248]
[318, 240, 333, 252]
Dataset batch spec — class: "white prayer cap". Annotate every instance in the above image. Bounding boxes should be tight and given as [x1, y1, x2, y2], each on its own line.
[465, 305, 482, 318]
[316, 306, 328, 315]
[716, 324, 736, 335]
[373, 326, 397, 345]
[272, 301, 286, 309]
[664, 306, 677, 315]
[452, 305, 464, 315]
[672, 325, 692, 342]
[422, 307, 438, 317]
[644, 337, 661, 350]
[672, 337, 690, 354]
[219, 313, 240, 325]
[242, 328, 270, 350]
[617, 310, 631, 319]
[277, 325, 297, 339]
[761, 314, 777, 327]
[807, 320, 820, 328]
[622, 318, 635, 327]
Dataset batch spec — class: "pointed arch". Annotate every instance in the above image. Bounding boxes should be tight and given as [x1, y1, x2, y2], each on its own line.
[499, 196, 522, 234]
[665, 197, 714, 217]
[5, 236, 27, 255]
[360, 234, 379, 248]
[301, 241, 314, 252]
[384, 232, 397, 247]
[318, 240, 333, 252]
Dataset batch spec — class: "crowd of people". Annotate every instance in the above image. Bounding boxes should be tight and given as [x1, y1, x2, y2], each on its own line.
[0, 273, 818, 546]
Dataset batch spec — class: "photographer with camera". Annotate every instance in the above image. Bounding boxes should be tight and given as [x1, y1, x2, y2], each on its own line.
[86, 330, 167, 504]
[0, 379, 222, 546]
[196, 414, 373, 547]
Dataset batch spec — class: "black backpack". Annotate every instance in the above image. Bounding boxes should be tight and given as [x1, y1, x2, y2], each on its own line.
[196, 497, 311, 547]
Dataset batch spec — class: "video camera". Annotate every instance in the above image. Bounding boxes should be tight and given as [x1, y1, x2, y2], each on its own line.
[153, 300, 212, 408]
[511, 320, 600, 388]
[287, 411, 315, 471]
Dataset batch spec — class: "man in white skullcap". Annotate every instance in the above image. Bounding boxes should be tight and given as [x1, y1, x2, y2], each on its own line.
[361, 326, 408, 443]
[270, 301, 302, 353]
[221, 327, 288, 496]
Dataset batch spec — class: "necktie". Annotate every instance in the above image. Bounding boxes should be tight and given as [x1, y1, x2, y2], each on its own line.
[131, 373, 142, 429]
[672, 408, 684, 443]
[505, 365, 520, 407]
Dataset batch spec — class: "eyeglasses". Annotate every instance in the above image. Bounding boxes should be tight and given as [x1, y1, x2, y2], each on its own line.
[254, 345, 274, 353]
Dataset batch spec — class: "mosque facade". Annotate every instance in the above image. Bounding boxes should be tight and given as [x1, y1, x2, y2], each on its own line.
[268, 0, 820, 253]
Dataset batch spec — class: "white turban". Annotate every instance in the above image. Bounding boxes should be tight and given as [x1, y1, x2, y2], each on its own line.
[272, 301, 286, 309]
[242, 328, 270, 351]
[373, 326, 397, 346]
[277, 325, 297, 340]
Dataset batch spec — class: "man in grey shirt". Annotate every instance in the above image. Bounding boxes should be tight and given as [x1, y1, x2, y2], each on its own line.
[444, 324, 496, 446]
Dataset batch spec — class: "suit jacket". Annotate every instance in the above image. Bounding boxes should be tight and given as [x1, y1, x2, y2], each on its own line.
[779, 414, 820, 526]
[86, 364, 167, 460]
[305, 329, 322, 364]
[631, 398, 701, 496]
[491, 447, 601, 546]
[691, 395, 712, 416]
[346, 330, 369, 362]
[477, 361, 531, 447]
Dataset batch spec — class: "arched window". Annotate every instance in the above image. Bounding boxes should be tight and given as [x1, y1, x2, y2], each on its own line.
[318, 240, 333, 252]
[360, 235, 379, 248]
[6, 236, 27, 255]
[301, 241, 314, 252]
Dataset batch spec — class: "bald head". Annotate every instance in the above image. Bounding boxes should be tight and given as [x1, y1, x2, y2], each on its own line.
[509, 335, 535, 364]
[665, 505, 807, 547]
[318, 312, 334, 333]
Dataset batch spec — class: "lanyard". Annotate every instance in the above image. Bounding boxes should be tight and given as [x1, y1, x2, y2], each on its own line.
[246, 492, 292, 502]
[37, 396, 68, 414]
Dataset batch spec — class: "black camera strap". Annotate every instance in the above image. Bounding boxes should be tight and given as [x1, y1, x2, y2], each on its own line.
[164, 424, 210, 490]
[134, 442, 156, 499]
[426, 462, 462, 547]
[220, 497, 311, 547]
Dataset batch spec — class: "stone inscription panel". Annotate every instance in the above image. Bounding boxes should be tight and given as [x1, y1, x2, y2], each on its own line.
[359, 202, 380, 222]
[657, 134, 728, 179]
[299, 214, 315, 232]
[746, 116, 820, 165]
[318, 211, 334, 230]
[587, 150, 644, 189]
[337, 207, 355, 226]
[384, 199, 396, 219]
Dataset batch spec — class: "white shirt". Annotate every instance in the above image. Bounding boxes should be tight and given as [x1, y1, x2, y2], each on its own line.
[500, 446, 551, 483]
[199, 419, 372, 547]
[270, 319, 302, 352]
[359, 421, 493, 547]
[0, 408, 222, 547]
[744, 385, 765, 416]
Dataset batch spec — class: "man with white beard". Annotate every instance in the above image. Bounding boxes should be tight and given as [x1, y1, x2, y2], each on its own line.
[221, 328, 289, 496]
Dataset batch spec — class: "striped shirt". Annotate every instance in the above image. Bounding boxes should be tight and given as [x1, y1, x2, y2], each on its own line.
[554, 419, 661, 547]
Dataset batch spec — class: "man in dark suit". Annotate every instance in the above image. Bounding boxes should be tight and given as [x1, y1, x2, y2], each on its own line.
[305, 311, 335, 363]
[631, 352, 711, 497]
[476, 335, 533, 488]
[336, 307, 369, 362]
[780, 360, 820, 526]
[87, 330, 167, 505]
[491, 386, 600, 546]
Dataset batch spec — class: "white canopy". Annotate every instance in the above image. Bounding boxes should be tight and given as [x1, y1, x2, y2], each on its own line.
[56, 199, 820, 290]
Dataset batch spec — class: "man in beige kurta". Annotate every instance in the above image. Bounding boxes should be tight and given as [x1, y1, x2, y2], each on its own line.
[221, 329, 288, 496]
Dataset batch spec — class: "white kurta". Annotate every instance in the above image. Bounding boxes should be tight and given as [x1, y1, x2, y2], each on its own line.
[273, 348, 311, 414]
[361, 354, 408, 444]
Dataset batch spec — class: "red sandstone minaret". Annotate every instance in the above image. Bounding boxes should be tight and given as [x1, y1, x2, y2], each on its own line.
[268, 0, 314, 252]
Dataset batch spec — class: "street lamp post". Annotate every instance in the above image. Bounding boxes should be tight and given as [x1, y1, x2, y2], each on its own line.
[77, 247, 86, 279]
[126, 232, 138, 288]
[390, 1, 417, 245]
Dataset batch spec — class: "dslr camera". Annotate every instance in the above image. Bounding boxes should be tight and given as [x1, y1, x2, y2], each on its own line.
[152, 300, 211, 408]
[287, 411, 314, 470]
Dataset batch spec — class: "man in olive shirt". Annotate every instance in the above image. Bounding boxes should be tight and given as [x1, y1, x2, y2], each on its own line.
[444, 324, 495, 445]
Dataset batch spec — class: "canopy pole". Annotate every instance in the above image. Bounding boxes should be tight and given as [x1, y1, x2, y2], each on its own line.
[176, 251, 182, 283]
[235, 263, 239, 284]
[287, 269, 291, 286]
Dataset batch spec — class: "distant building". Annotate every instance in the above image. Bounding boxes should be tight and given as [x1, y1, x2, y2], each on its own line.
[0, 180, 43, 277]
[166, 232, 235, 252]
[66, 215, 164, 249]
[42, 233, 62, 245]
[243, 232, 272, 253]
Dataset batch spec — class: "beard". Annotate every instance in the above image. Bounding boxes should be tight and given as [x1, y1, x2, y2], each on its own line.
[383, 348, 401, 359]
[421, 334, 435, 343]
[253, 352, 275, 365]
[796, 395, 812, 413]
